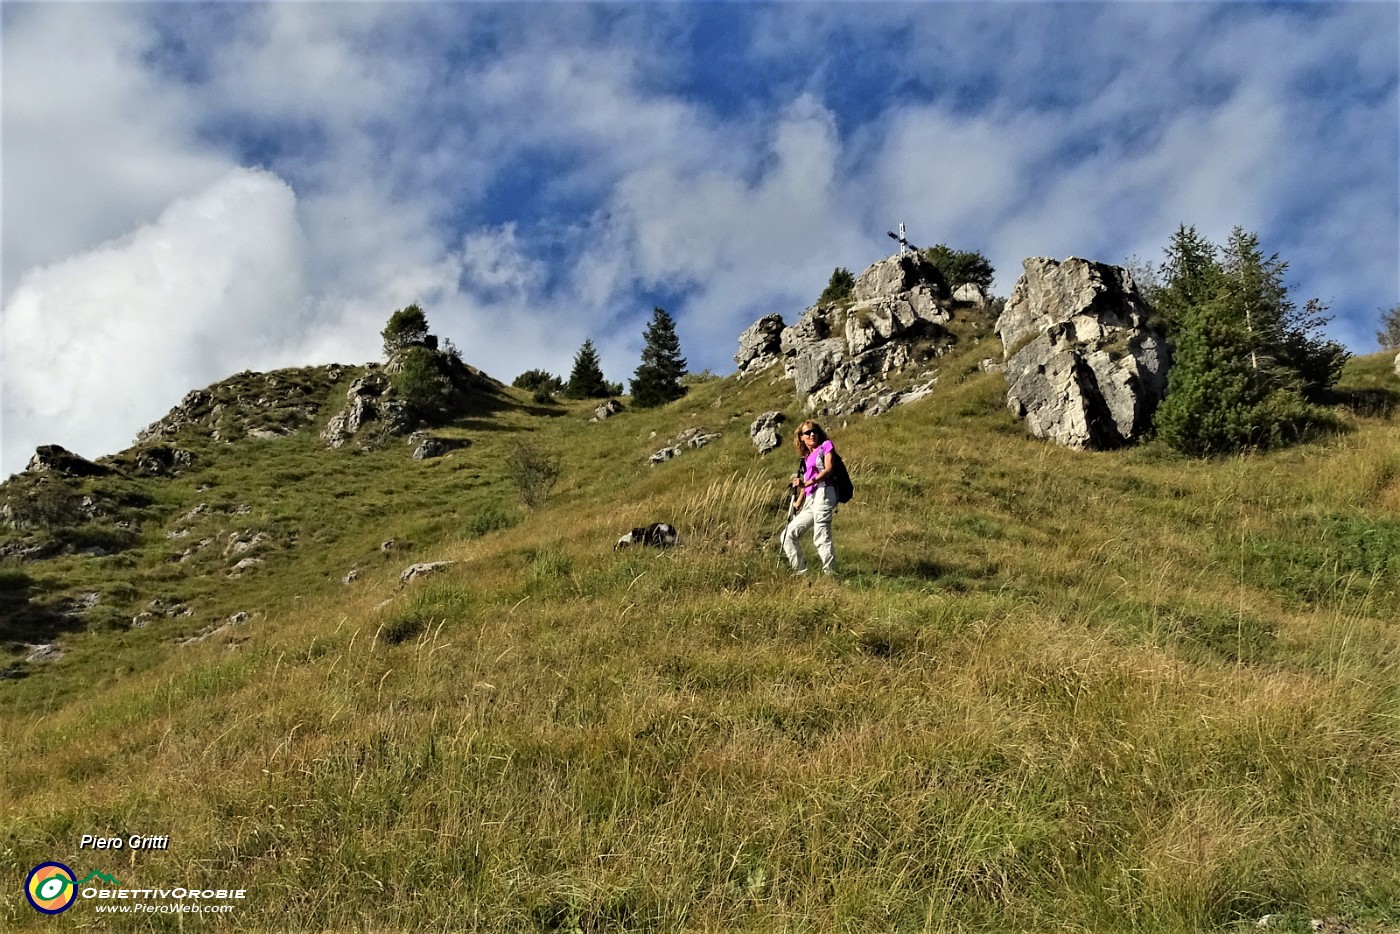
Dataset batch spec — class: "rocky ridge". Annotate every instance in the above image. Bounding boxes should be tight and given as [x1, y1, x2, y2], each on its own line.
[735, 252, 977, 417]
[138, 366, 347, 447]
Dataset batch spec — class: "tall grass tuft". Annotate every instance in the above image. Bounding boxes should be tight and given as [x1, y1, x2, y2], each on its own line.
[676, 470, 779, 555]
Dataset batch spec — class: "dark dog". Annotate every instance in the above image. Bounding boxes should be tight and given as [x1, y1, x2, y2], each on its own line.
[615, 522, 679, 550]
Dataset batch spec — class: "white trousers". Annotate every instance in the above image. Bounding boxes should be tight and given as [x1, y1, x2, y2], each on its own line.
[782, 484, 837, 574]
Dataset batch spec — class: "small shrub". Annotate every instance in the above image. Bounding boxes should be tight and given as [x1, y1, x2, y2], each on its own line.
[377, 585, 474, 645]
[466, 501, 517, 538]
[505, 442, 561, 509]
[513, 369, 564, 396]
[922, 243, 995, 291]
[526, 547, 572, 583]
[0, 568, 35, 594]
[392, 346, 455, 421]
[84, 606, 131, 632]
[680, 369, 718, 386]
[524, 546, 574, 597]
[4, 481, 84, 530]
[1167, 609, 1277, 665]
[378, 612, 428, 645]
[1377, 303, 1400, 350]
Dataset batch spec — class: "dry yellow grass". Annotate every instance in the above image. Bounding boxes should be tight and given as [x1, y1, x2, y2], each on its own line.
[2, 353, 1398, 931]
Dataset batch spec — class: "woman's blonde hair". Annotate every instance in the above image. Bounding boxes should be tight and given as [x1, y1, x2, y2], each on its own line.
[793, 420, 828, 456]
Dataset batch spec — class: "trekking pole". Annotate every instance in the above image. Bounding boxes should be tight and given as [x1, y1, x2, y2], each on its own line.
[774, 479, 797, 549]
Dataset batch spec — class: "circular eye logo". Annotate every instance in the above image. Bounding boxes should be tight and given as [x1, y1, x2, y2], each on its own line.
[26, 862, 77, 914]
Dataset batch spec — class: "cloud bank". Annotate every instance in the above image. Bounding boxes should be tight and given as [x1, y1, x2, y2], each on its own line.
[3, 2, 1396, 477]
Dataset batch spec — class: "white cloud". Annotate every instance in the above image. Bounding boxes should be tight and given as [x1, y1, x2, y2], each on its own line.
[459, 224, 543, 296]
[1, 4, 235, 296]
[1, 3, 1394, 476]
[2, 169, 307, 475]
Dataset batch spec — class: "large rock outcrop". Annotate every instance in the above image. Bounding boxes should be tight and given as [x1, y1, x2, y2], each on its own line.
[996, 257, 1170, 450]
[25, 445, 112, 478]
[735, 253, 961, 416]
[734, 315, 786, 377]
[321, 349, 500, 450]
[321, 370, 415, 449]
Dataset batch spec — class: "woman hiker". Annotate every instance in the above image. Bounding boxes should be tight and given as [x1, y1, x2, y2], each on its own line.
[782, 420, 839, 577]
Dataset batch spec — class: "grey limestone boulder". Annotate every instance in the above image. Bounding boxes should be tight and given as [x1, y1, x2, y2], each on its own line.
[851, 252, 948, 303]
[648, 427, 721, 464]
[734, 314, 786, 376]
[133, 445, 195, 476]
[591, 399, 624, 422]
[26, 643, 64, 664]
[996, 257, 1170, 450]
[229, 557, 263, 577]
[321, 372, 389, 448]
[750, 412, 786, 455]
[953, 282, 990, 305]
[409, 432, 471, 460]
[400, 561, 455, 586]
[179, 611, 252, 648]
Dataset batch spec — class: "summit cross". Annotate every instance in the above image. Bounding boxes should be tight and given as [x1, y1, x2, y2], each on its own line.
[886, 222, 917, 254]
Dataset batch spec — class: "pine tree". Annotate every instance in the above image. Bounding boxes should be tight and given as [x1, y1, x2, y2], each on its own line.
[1156, 225, 1218, 326]
[1154, 225, 1342, 455]
[630, 307, 688, 408]
[564, 339, 610, 400]
[818, 268, 854, 305]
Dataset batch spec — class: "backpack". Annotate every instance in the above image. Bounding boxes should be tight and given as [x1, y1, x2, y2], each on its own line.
[801, 450, 854, 504]
[830, 451, 854, 504]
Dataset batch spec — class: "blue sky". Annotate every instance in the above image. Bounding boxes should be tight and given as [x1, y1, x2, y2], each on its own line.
[3, 1, 1397, 477]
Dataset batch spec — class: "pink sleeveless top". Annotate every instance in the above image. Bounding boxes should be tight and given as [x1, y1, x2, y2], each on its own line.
[802, 440, 834, 496]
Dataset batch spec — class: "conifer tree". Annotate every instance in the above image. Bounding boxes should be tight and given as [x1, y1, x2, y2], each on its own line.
[564, 339, 611, 399]
[1154, 225, 1343, 455]
[818, 268, 854, 305]
[1155, 224, 1218, 324]
[630, 307, 688, 408]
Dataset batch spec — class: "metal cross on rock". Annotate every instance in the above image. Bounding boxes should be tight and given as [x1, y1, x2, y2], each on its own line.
[886, 222, 917, 254]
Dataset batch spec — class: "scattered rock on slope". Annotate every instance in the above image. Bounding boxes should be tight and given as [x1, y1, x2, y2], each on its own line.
[750, 412, 786, 455]
[649, 428, 723, 464]
[400, 561, 455, 586]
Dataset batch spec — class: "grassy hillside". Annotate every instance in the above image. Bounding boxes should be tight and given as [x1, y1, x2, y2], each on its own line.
[2, 341, 1399, 932]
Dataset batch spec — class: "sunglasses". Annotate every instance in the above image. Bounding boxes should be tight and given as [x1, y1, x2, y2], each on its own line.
[800, 430, 818, 436]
